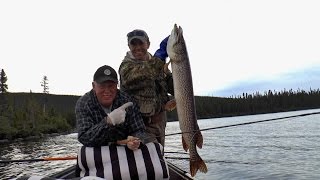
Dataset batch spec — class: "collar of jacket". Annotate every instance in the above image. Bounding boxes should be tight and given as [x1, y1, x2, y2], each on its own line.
[126, 51, 152, 62]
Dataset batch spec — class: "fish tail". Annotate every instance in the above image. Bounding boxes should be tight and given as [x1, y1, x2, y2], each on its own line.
[190, 156, 208, 177]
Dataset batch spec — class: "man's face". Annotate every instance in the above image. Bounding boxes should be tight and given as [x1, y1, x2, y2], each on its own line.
[93, 81, 117, 107]
[129, 39, 150, 60]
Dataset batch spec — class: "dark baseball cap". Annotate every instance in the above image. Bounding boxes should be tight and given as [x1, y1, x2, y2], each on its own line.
[127, 29, 149, 44]
[93, 65, 118, 84]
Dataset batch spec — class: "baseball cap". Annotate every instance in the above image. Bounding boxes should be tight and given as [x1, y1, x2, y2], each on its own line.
[93, 65, 118, 84]
[127, 29, 149, 44]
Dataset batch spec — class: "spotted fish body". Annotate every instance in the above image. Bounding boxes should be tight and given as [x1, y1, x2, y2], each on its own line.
[166, 24, 208, 177]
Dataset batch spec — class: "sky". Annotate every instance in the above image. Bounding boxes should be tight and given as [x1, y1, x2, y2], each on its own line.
[1, 0, 319, 97]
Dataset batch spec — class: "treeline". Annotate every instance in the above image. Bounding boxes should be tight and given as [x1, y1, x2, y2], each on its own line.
[0, 93, 78, 140]
[1, 88, 320, 140]
[166, 88, 320, 121]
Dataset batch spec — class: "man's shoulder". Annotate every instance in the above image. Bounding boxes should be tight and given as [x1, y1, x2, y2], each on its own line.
[119, 54, 136, 67]
[119, 59, 135, 73]
[76, 90, 93, 106]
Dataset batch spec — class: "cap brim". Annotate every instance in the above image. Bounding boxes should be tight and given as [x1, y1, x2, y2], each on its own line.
[95, 77, 118, 84]
[128, 36, 148, 44]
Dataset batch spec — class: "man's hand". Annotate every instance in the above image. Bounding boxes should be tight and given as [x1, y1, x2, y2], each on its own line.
[126, 136, 141, 150]
[108, 102, 133, 125]
[164, 99, 176, 111]
[163, 61, 171, 75]
[117, 136, 141, 151]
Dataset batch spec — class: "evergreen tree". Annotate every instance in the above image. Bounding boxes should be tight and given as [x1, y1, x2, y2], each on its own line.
[40, 76, 49, 114]
[0, 69, 8, 93]
[40, 75, 49, 94]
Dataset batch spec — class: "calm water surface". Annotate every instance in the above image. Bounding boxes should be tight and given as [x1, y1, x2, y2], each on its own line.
[1, 109, 320, 180]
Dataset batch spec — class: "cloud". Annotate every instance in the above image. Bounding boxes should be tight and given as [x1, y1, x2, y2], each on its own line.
[211, 65, 320, 97]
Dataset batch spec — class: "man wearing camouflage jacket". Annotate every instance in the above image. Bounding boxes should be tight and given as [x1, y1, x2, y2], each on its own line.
[119, 29, 175, 147]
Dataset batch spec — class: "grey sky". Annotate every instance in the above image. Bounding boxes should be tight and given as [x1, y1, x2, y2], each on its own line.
[1, 0, 319, 97]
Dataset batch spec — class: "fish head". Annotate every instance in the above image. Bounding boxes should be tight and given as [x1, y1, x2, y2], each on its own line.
[167, 24, 186, 60]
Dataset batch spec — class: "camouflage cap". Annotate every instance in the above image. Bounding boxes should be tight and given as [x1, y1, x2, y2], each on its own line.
[127, 29, 149, 44]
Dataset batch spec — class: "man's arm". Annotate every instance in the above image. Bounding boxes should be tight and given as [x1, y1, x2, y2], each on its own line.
[75, 99, 118, 147]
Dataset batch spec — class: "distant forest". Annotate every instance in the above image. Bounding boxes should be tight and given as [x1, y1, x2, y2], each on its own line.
[1, 88, 320, 141]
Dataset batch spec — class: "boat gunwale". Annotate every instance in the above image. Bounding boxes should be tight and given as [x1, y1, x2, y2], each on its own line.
[50, 161, 194, 180]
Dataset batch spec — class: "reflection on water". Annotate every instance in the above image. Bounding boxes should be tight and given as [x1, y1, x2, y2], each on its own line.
[0, 133, 81, 179]
[1, 109, 320, 180]
[165, 108, 320, 180]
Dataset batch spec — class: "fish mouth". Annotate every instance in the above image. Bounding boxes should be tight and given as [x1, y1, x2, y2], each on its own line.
[167, 24, 183, 59]
[174, 23, 178, 31]
[172, 24, 179, 38]
[171, 24, 183, 43]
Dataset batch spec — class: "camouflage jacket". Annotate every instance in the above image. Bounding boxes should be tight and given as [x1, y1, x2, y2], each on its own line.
[119, 52, 174, 117]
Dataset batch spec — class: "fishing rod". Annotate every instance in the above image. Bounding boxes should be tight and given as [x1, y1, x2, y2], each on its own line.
[165, 157, 189, 160]
[165, 111, 320, 137]
[0, 152, 188, 164]
[0, 154, 182, 164]
[0, 156, 77, 163]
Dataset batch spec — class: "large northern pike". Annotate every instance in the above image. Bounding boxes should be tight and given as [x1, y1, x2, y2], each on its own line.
[166, 24, 208, 177]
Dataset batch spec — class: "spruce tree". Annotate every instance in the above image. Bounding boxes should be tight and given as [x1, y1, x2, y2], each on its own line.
[40, 75, 49, 114]
[40, 75, 49, 94]
[0, 69, 8, 93]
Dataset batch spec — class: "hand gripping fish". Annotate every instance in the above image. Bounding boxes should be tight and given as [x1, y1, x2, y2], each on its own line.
[166, 24, 208, 177]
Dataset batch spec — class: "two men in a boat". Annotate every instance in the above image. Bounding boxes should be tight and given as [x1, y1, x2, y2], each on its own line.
[74, 30, 174, 179]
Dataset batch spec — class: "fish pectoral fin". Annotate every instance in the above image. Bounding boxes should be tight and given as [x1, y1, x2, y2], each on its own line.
[182, 136, 189, 152]
[196, 132, 204, 149]
[190, 158, 208, 177]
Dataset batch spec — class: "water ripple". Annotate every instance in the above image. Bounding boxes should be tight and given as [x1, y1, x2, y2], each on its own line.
[1, 110, 320, 179]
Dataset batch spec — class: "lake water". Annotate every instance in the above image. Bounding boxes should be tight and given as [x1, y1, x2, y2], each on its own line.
[1, 109, 320, 180]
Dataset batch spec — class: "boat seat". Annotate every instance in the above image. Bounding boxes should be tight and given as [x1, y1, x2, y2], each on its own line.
[77, 142, 169, 180]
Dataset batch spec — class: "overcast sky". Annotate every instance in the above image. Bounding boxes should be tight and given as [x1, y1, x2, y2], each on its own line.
[1, 0, 319, 97]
